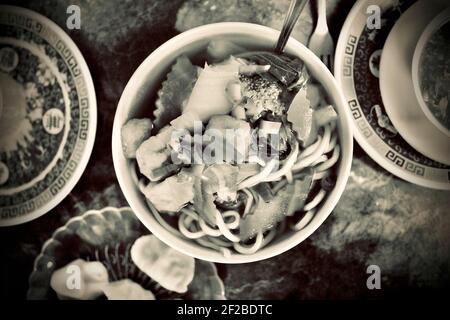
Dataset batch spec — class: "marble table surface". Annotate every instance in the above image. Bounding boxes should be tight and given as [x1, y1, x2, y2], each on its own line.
[0, 0, 449, 299]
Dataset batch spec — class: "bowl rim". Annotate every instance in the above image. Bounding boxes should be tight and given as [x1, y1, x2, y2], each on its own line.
[412, 7, 450, 138]
[112, 22, 353, 264]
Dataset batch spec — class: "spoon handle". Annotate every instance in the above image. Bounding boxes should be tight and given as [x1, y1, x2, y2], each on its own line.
[275, 0, 309, 54]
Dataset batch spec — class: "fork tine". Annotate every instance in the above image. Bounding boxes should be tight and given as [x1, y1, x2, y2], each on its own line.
[321, 55, 328, 68]
[321, 55, 333, 71]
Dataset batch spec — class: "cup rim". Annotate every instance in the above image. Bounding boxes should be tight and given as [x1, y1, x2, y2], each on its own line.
[112, 22, 353, 263]
[412, 7, 450, 138]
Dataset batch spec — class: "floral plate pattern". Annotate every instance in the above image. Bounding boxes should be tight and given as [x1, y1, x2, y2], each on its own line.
[0, 5, 96, 225]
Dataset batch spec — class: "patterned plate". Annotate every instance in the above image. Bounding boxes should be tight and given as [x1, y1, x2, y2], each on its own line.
[0, 6, 96, 225]
[27, 207, 226, 300]
[335, 0, 450, 190]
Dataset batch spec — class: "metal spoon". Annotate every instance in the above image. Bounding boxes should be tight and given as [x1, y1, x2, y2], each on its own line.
[274, 0, 309, 54]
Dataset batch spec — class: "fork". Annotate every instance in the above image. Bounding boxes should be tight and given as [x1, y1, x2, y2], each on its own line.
[308, 0, 334, 71]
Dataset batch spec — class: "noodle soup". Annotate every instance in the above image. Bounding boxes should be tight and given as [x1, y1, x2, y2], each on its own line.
[113, 23, 353, 263]
[120, 40, 341, 257]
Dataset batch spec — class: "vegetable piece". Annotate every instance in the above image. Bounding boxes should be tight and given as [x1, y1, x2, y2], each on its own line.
[216, 191, 246, 211]
[50, 259, 109, 300]
[259, 120, 281, 136]
[169, 110, 202, 131]
[231, 105, 246, 120]
[239, 75, 285, 120]
[183, 59, 240, 122]
[239, 64, 271, 76]
[285, 171, 314, 216]
[225, 80, 242, 104]
[205, 115, 251, 162]
[236, 163, 261, 183]
[314, 105, 338, 127]
[306, 83, 324, 108]
[194, 179, 220, 226]
[212, 56, 245, 72]
[276, 124, 289, 158]
[121, 118, 152, 158]
[239, 170, 313, 240]
[287, 86, 318, 147]
[206, 39, 246, 62]
[288, 64, 310, 90]
[182, 163, 205, 176]
[135, 133, 171, 181]
[153, 55, 199, 130]
[206, 115, 251, 132]
[202, 164, 239, 202]
[321, 174, 336, 191]
[141, 171, 195, 212]
[131, 235, 195, 293]
[148, 163, 180, 182]
[189, 165, 218, 226]
[102, 280, 155, 300]
[239, 185, 293, 241]
[237, 51, 305, 87]
[169, 128, 193, 164]
[252, 182, 273, 203]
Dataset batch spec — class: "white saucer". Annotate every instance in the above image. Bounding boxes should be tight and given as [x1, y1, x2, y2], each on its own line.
[379, 0, 450, 165]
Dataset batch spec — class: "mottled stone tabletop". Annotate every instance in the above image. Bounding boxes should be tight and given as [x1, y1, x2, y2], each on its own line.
[0, 0, 449, 299]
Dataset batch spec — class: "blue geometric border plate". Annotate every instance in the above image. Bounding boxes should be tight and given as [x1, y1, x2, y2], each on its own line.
[0, 6, 97, 225]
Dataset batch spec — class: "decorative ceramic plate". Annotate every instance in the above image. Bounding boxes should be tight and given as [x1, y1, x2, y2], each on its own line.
[334, 0, 450, 189]
[0, 5, 97, 226]
[27, 207, 226, 300]
[380, 0, 450, 165]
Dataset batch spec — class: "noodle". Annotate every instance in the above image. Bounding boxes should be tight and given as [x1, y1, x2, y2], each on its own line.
[285, 171, 294, 184]
[199, 218, 223, 237]
[300, 136, 322, 158]
[178, 211, 205, 239]
[238, 158, 278, 189]
[311, 154, 328, 166]
[291, 208, 316, 231]
[233, 231, 264, 254]
[312, 170, 330, 181]
[222, 210, 240, 229]
[292, 124, 331, 172]
[130, 162, 140, 187]
[242, 188, 254, 217]
[262, 140, 299, 182]
[303, 189, 327, 212]
[261, 229, 277, 247]
[216, 210, 240, 242]
[316, 145, 340, 172]
[271, 179, 288, 194]
[195, 237, 232, 258]
[326, 133, 338, 153]
[208, 236, 235, 247]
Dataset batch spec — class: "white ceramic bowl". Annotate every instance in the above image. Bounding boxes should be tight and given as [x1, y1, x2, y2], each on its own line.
[112, 23, 353, 263]
[412, 7, 450, 138]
